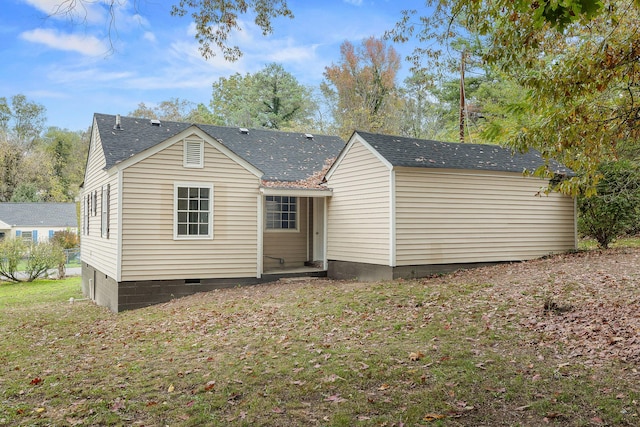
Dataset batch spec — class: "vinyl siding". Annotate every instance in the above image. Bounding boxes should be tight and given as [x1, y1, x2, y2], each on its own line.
[80, 122, 119, 279]
[120, 138, 260, 281]
[394, 168, 576, 265]
[327, 138, 391, 265]
[263, 197, 308, 271]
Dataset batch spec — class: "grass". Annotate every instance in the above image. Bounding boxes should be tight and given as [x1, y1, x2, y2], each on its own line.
[578, 235, 640, 250]
[0, 261, 639, 426]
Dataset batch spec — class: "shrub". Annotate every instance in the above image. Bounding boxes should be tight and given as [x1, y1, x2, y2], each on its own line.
[578, 160, 640, 248]
[24, 242, 66, 282]
[0, 238, 27, 282]
[51, 230, 79, 250]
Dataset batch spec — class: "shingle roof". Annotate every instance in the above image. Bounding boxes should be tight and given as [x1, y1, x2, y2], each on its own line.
[0, 203, 77, 227]
[94, 113, 345, 182]
[356, 131, 573, 175]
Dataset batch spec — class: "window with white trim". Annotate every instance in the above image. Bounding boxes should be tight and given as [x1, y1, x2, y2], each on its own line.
[265, 196, 297, 230]
[21, 231, 33, 243]
[183, 138, 204, 168]
[174, 183, 213, 239]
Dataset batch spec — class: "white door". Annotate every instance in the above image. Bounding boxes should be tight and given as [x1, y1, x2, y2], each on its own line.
[312, 198, 325, 262]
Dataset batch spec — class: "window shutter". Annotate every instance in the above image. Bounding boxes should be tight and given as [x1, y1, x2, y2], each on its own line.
[184, 139, 203, 168]
[15, 230, 21, 237]
[106, 184, 110, 238]
[33, 230, 38, 242]
[49, 230, 54, 239]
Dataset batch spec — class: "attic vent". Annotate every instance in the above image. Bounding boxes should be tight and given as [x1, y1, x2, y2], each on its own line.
[184, 139, 204, 168]
[305, 133, 314, 140]
[114, 114, 123, 130]
[150, 119, 161, 126]
[239, 128, 249, 134]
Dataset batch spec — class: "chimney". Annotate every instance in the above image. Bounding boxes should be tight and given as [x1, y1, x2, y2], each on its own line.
[114, 114, 123, 130]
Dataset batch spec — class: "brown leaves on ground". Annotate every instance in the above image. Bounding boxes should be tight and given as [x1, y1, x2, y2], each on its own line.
[424, 248, 640, 367]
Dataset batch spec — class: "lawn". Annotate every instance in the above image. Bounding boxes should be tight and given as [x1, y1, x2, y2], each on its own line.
[1, 249, 639, 426]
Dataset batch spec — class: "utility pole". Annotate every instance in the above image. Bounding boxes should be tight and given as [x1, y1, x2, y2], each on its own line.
[459, 50, 466, 143]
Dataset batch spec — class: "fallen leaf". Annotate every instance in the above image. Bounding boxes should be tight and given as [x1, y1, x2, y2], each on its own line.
[423, 413, 446, 421]
[272, 407, 285, 414]
[204, 381, 215, 391]
[30, 377, 43, 386]
[167, 384, 175, 393]
[35, 408, 45, 414]
[378, 383, 391, 391]
[324, 394, 347, 403]
[409, 351, 425, 361]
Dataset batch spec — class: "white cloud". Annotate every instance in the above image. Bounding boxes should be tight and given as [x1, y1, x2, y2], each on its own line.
[143, 31, 156, 42]
[343, 0, 363, 5]
[20, 28, 108, 56]
[23, 0, 106, 24]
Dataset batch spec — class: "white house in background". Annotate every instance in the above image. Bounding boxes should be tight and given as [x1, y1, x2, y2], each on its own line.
[0, 202, 78, 242]
[81, 113, 576, 312]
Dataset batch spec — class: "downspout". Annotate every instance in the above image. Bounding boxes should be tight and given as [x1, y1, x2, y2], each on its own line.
[257, 193, 263, 278]
[389, 169, 396, 267]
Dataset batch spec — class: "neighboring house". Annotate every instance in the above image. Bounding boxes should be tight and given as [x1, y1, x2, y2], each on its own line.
[324, 131, 576, 280]
[81, 113, 576, 312]
[0, 202, 78, 243]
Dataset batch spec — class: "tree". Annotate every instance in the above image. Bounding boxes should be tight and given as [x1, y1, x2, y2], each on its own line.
[578, 160, 640, 248]
[48, 1, 294, 60]
[129, 98, 196, 122]
[386, 1, 640, 194]
[322, 37, 402, 139]
[210, 63, 315, 130]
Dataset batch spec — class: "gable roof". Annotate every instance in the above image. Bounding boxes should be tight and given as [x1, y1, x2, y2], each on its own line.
[0, 203, 77, 228]
[353, 131, 573, 175]
[94, 113, 345, 182]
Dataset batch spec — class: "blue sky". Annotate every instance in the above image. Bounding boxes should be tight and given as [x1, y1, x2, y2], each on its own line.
[1, 0, 427, 131]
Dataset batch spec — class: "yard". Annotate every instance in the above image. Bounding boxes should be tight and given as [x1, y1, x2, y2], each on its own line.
[1, 247, 639, 426]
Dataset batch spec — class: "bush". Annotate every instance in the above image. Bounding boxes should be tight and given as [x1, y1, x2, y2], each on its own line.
[0, 238, 27, 282]
[51, 230, 79, 250]
[0, 239, 65, 282]
[24, 242, 65, 282]
[578, 160, 640, 248]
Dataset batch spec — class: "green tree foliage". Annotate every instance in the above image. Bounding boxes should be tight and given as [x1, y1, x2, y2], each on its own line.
[24, 242, 65, 282]
[51, 230, 80, 250]
[0, 238, 26, 282]
[129, 98, 197, 122]
[10, 183, 42, 202]
[170, 0, 293, 60]
[578, 161, 640, 248]
[322, 37, 402, 139]
[387, 1, 640, 194]
[210, 63, 316, 130]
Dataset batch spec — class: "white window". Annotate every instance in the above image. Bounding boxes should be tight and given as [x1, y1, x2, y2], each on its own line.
[266, 196, 298, 231]
[184, 138, 204, 168]
[101, 184, 110, 238]
[174, 183, 213, 239]
[21, 231, 33, 243]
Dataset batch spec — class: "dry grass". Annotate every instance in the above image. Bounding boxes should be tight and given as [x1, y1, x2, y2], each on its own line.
[1, 249, 640, 426]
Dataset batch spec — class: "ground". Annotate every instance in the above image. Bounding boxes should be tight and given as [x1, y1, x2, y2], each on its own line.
[1, 248, 639, 426]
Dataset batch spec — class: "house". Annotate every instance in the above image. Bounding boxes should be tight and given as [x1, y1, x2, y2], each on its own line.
[0, 202, 78, 242]
[80, 113, 344, 312]
[324, 131, 576, 280]
[81, 113, 576, 312]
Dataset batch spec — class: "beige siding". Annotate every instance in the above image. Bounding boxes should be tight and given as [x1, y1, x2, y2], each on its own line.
[80, 122, 119, 279]
[395, 168, 576, 265]
[326, 139, 391, 264]
[263, 197, 308, 271]
[120, 138, 260, 281]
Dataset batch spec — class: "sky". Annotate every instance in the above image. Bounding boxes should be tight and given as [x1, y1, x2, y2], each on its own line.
[0, 0, 429, 132]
